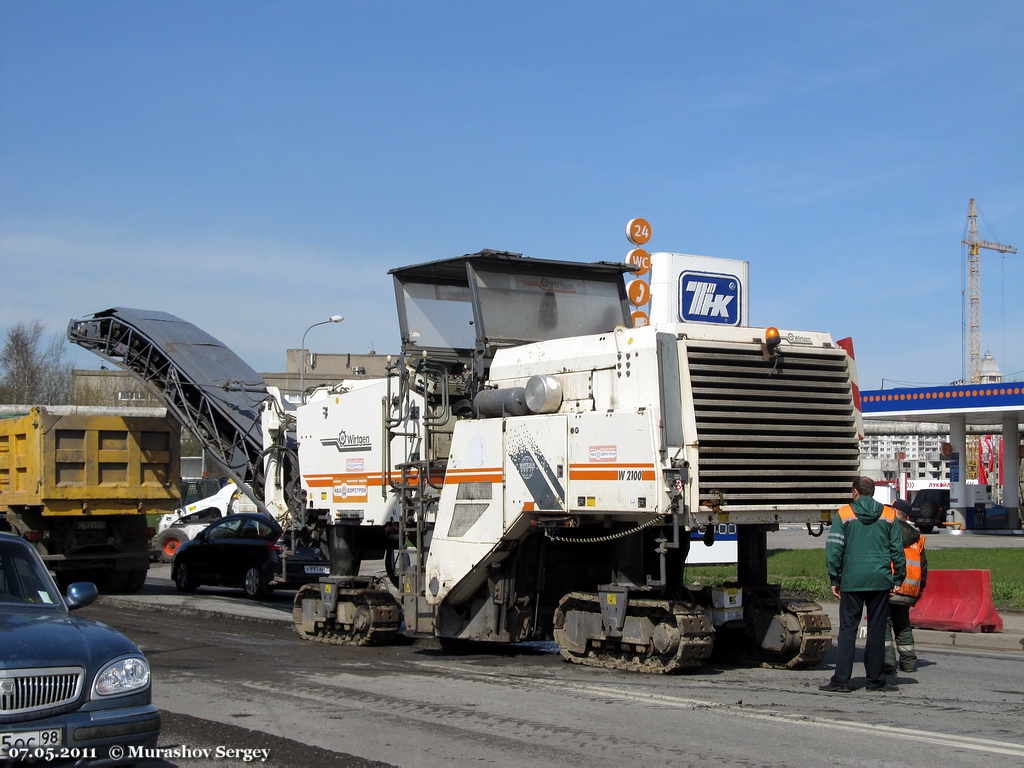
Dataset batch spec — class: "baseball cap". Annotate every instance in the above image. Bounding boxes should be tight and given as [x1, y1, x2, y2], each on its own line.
[892, 499, 912, 515]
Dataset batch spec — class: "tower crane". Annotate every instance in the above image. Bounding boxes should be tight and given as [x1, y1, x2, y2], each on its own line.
[962, 198, 1016, 385]
[961, 198, 1016, 482]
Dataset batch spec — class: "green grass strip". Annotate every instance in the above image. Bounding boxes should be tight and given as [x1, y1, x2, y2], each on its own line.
[686, 547, 1024, 610]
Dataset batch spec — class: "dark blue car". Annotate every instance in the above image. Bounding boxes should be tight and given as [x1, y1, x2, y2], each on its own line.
[0, 532, 159, 765]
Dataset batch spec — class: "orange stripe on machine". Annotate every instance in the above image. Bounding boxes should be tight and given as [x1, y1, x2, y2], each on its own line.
[569, 464, 656, 481]
[305, 473, 384, 488]
[306, 469, 446, 487]
[443, 468, 503, 485]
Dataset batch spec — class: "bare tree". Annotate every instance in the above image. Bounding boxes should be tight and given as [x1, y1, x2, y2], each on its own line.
[0, 321, 74, 405]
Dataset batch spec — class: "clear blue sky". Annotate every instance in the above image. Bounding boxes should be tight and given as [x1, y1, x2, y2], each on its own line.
[2, 1, 1021, 389]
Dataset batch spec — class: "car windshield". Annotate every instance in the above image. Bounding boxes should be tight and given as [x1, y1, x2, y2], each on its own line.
[0, 540, 63, 609]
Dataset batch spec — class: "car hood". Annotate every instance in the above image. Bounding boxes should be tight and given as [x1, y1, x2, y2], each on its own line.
[0, 608, 140, 671]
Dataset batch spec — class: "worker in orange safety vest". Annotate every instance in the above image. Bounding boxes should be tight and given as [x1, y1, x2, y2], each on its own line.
[821, 477, 905, 693]
[886, 499, 928, 674]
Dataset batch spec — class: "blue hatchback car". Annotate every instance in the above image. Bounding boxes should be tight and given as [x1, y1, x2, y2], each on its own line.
[0, 532, 160, 765]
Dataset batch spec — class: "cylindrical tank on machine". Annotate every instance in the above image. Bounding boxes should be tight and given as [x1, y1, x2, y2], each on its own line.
[474, 375, 562, 417]
[474, 388, 529, 417]
[525, 375, 562, 413]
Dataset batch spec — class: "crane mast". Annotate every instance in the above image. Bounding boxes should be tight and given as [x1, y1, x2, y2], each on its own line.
[962, 198, 1017, 385]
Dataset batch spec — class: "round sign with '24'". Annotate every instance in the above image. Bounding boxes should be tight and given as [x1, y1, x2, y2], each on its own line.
[626, 218, 652, 246]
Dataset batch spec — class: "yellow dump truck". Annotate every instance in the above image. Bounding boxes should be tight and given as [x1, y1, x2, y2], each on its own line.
[0, 405, 180, 593]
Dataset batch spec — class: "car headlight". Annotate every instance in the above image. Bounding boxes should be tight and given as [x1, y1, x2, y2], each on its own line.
[92, 656, 151, 698]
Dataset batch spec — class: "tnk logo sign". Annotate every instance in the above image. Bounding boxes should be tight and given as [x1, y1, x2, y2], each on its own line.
[679, 272, 741, 325]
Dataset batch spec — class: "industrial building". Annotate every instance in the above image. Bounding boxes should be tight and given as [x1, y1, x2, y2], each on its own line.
[73, 350, 393, 407]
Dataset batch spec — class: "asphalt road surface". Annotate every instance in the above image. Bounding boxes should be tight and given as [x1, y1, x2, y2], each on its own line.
[78, 568, 1024, 768]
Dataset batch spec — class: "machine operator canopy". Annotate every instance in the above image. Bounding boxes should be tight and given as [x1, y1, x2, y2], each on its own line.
[389, 250, 635, 366]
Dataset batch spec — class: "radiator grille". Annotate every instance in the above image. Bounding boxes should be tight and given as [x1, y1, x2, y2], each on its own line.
[687, 341, 859, 511]
[0, 667, 83, 715]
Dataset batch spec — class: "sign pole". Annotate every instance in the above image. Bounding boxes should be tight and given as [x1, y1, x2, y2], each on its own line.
[625, 218, 652, 327]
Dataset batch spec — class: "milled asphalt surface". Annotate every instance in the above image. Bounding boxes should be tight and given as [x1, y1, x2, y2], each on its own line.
[131, 524, 1024, 657]
[99, 530, 1021, 767]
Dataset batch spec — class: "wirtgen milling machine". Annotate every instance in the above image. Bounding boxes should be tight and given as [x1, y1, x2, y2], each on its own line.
[69, 250, 861, 673]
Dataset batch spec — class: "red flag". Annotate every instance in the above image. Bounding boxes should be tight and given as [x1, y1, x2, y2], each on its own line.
[998, 436, 1004, 487]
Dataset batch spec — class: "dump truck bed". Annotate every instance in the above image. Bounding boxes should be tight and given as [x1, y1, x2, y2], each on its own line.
[0, 405, 180, 515]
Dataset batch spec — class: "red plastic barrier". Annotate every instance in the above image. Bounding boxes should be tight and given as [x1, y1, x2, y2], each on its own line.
[909, 569, 1003, 633]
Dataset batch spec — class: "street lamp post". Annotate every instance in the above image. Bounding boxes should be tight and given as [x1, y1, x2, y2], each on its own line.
[299, 315, 344, 403]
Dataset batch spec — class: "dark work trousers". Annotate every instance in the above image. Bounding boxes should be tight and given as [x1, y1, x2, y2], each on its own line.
[831, 589, 890, 687]
[885, 603, 917, 671]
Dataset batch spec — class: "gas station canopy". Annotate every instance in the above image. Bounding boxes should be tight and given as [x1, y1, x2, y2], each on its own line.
[860, 383, 1023, 528]
[861, 383, 1024, 425]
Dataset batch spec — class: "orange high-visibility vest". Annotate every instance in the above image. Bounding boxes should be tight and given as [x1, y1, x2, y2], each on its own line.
[894, 535, 926, 598]
[837, 505, 897, 524]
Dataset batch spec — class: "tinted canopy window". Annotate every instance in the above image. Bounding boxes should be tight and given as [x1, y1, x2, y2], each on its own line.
[472, 268, 628, 344]
[400, 282, 476, 351]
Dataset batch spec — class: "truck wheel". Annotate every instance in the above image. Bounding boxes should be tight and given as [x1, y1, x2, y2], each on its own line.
[96, 570, 129, 594]
[155, 528, 189, 563]
[174, 563, 199, 593]
[243, 565, 271, 600]
[123, 569, 148, 593]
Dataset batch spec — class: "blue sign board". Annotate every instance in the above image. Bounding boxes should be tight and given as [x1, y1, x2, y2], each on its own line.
[678, 271, 742, 326]
[861, 383, 1024, 416]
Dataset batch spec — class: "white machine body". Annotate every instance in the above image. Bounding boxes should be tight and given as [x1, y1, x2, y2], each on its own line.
[424, 321, 857, 607]
[294, 378, 425, 527]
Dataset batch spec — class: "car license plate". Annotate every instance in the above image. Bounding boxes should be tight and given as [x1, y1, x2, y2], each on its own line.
[1, 728, 63, 751]
[74, 520, 106, 530]
[304, 565, 330, 575]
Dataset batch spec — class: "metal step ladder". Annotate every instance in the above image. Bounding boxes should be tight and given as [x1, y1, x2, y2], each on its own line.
[383, 354, 449, 634]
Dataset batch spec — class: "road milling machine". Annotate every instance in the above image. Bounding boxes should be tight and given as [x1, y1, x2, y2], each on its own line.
[68, 250, 861, 673]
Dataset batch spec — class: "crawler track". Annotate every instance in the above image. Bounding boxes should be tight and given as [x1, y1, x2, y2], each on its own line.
[760, 599, 832, 670]
[293, 585, 401, 646]
[553, 592, 715, 674]
[711, 597, 832, 670]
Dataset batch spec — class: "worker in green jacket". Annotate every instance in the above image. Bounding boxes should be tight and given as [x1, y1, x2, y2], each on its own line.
[820, 477, 906, 693]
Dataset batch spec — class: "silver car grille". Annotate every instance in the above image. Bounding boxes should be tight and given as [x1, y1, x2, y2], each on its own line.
[0, 667, 84, 715]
